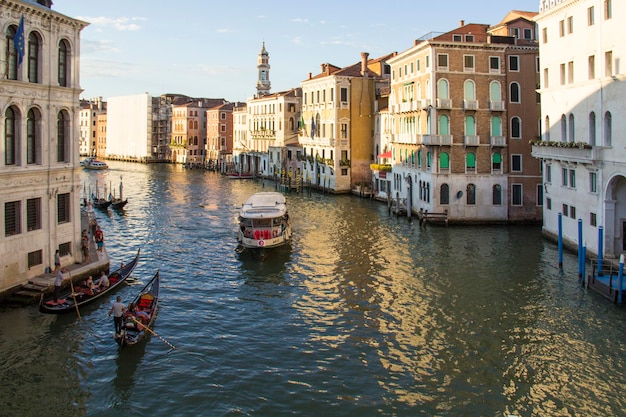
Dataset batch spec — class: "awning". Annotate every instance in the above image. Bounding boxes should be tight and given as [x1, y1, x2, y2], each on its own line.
[377, 151, 392, 158]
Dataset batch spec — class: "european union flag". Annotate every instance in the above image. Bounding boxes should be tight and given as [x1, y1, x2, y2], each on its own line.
[14, 15, 25, 66]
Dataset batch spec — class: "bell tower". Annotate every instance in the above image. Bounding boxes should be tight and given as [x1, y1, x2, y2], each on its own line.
[256, 42, 271, 96]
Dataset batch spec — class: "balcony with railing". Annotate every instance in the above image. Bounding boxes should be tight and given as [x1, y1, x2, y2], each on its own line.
[463, 100, 478, 110]
[489, 100, 505, 111]
[399, 100, 417, 112]
[531, 141, 596, 163]
[420, 99, 432, 109]
[464, 135, 480, 146]
[421, 134, 453, 146]
[394, 133, 418, 144]
[490, 136, 506, 147]
[437, 98, 452, 109]
[251, 129, 276, 139]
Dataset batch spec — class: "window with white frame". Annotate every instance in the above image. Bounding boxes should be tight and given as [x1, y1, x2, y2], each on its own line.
[511, 154, 522, 172]
[589, 171, 597, 193]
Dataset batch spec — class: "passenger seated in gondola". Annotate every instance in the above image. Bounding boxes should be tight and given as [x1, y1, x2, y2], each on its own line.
[78, 276, 96, 296]
[95, 271, 109, 291]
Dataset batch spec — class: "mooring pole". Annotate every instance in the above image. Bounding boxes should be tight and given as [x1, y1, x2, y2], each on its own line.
[558, 212, 563, 270]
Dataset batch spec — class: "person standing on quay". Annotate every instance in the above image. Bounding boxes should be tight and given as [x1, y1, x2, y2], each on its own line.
[94, 226, 104, 252]
[81, 233, 90, 264]
[54, 250, 61, 271]
[109, 296, 126, 336]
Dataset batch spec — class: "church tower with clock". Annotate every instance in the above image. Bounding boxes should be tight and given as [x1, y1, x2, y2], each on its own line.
[256, 42, 271, 96]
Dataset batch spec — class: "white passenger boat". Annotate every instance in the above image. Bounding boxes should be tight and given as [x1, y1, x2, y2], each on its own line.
[83, 159, 109, 170]
[237, 192, 292, 250]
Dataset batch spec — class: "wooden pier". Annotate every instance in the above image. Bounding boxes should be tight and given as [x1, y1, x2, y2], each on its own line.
[417, 209, 449, 226]
[586, 259, 626, 303]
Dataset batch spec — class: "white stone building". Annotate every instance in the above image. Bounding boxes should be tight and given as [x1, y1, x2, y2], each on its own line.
[106, 93, 153, 161]
[0, 0, 87, 290]
[532, 0, 625, 258]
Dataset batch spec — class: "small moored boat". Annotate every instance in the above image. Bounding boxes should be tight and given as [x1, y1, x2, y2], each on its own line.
[237, 192, 292, 250]
[116, 270, 160, 348]
[39, 249, 140, 314]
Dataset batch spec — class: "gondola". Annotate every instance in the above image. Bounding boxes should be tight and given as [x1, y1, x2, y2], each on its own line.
[91, 193, 112, 210]
[116, 270, 160, 348]
[110, 177, 128, 210]
[111, 198, 128, 210]
[39, 249, 140, 314]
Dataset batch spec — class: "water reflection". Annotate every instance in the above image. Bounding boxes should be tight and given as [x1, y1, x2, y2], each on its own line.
[0, 162, 624, 416]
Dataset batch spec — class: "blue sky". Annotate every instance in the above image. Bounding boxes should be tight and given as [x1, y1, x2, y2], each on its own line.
[54, 0, 540, 102]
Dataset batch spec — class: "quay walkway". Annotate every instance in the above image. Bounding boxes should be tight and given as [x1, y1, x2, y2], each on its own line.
[2, 209, 110, 307]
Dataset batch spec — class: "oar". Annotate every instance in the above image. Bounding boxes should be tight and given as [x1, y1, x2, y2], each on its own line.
[68, 271, 82, 320]
[128, 316, 176, 350]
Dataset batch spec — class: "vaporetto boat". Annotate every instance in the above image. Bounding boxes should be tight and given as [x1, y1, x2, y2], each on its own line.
[237, 192, 292, 250]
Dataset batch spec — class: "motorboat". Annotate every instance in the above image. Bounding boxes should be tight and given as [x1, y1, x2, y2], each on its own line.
[83, 159, 109, 170]
[237, 192, 292, 250]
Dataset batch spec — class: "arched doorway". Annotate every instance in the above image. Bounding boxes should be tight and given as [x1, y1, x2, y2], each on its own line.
[605, 174, 626, 257]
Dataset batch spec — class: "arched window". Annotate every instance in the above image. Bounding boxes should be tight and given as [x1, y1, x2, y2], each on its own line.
[439, 152, 449, 170]
[465, 115, 476, 135]
[466, 152, 476, 172]
[545, 116, 551, 141]
[463, 80, 476, 100]
[589, 112, 596, 145]
[289, 117, 294, 131]
[5, 107, 18, 165]
[57, 110, 69, 163]
[492, 153, 502, 171]
[561, 114, 567, 142]
[194, 120, 198, 130]
[427, 151, 431, 168]
[511, 117, 521, 139]
[27, 108, 41, 165]
[417, 149, 422, 167]
[6, 25, 19, 80]
[440, 184, 449, 205]
[489, 81, 501, 102]
[437, 79, 449, 99]
[438, 114, 449, 135]
[509, 82, 520, 103]
[491, 116, 502, 136]
[568, 114, 575, 142]
[467, 183, 476, 205]
[492, 184, 502, 205]
[28, 32, 40, 83]
[188, 120, 193, 130]
[604, 111, 612, 146]
[58, 39, 70, 87]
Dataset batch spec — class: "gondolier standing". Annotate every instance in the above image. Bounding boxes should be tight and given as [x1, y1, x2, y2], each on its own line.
[109, 296, 126, 336]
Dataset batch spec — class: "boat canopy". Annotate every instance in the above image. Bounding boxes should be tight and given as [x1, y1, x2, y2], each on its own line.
[239, 192, 287, 219]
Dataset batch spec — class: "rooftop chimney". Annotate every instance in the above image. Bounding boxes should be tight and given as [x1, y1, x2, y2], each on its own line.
[361, 52, 369, 76]
[460, 20, 465, 27]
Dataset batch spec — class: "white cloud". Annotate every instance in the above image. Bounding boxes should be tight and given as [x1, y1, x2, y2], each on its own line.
[290, 18, 309, 24]
[216, 28, 232, 33]
[77, 16, 145, 31]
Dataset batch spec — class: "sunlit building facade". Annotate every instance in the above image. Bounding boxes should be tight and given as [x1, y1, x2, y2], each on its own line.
[0, 0, 87, 290]
[533, 0, 626, 258]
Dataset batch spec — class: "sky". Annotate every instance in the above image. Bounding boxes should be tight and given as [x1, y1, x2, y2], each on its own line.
[53, 0, 540, 103]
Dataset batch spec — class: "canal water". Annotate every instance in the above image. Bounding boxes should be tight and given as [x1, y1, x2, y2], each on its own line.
[1, 161, 624, 417]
